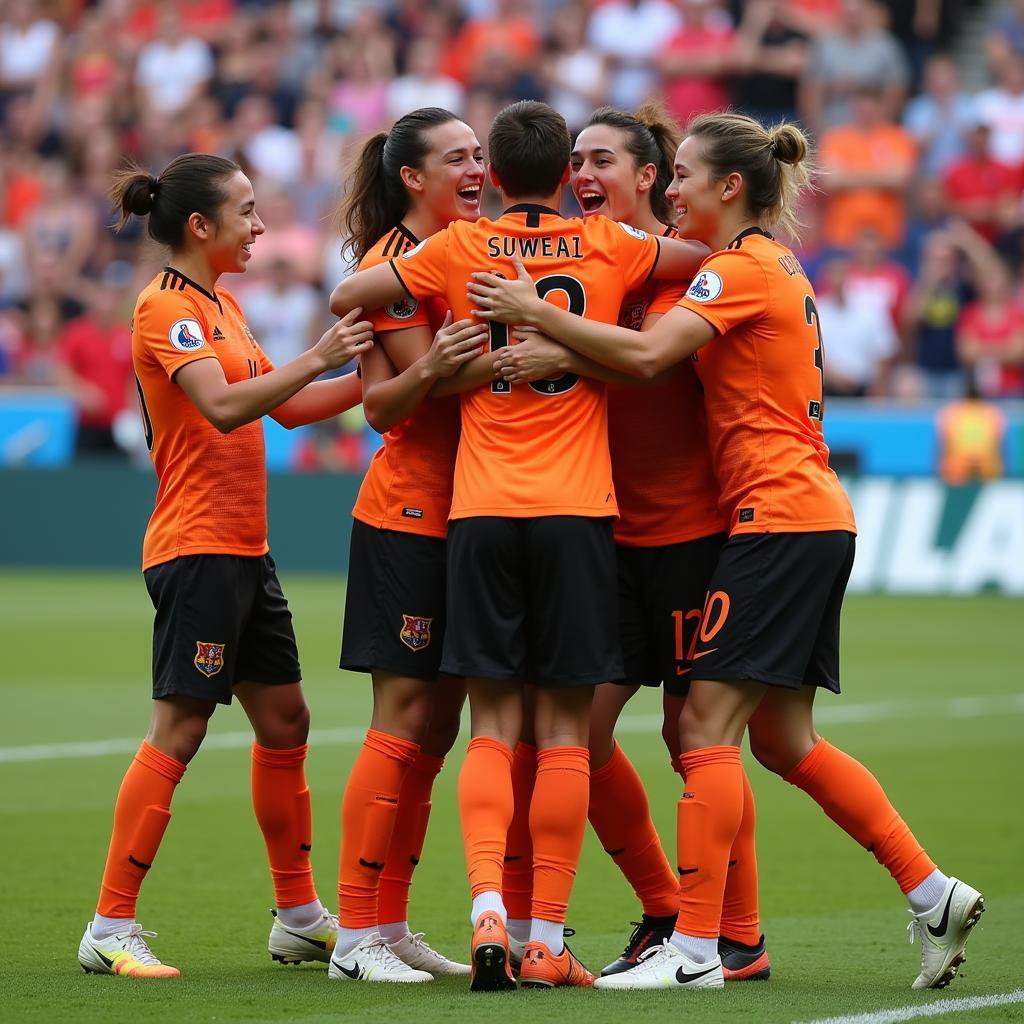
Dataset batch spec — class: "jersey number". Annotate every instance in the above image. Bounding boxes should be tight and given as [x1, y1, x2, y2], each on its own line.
[804, 294, 824, 421]
[135, 375, 154, 452]
[490, 274, 585, 396]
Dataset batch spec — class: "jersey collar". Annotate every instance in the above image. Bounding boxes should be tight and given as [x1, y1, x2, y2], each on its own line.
[503, 203, 562, 228]
[727, 226, 773, 250]
[162, 265, 223, 311]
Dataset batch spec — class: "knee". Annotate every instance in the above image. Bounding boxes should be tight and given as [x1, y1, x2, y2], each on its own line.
[257, 698, 311, 749]
[678, 698, 711, 753]
[748, 727, 814, 777]
[149, 709, 212, 764]
[421, 710, 462, 758]
[374, 688, 433, 743]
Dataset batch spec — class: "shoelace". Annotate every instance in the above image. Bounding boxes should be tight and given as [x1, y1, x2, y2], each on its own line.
[122, 925, 162, 966]
[404, 932, 450, 960]
[363, 935, 410, 972]
[634, 939, 674, 969]
[907, 914, 922, 945]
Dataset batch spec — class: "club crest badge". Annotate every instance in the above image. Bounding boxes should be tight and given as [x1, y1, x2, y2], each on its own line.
[386, 297, 419, 321]
[399, 615, 432, 652]
[194, 641, 226, 677]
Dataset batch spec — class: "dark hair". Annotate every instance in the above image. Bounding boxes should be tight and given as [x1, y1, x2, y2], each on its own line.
[338, 107, 460, 264]
[686, 112, 813, 240]
[109, 153, 241, 249]
[583, 102, 681, 225]
[489, 100, 570, 200]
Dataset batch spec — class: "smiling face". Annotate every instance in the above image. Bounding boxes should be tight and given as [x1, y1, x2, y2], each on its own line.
[665, 135, 732, 244]
[571, 124, 654, 224]
[201, 171, 265, 275]
[408, 119, 486, 225]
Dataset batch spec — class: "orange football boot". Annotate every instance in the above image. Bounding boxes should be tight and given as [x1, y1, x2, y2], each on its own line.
[519, 940, 595, 988]
[470, 912, 516, 992]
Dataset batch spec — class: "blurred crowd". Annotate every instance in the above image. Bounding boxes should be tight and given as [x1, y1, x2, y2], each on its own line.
[0, 0, 1020, 470]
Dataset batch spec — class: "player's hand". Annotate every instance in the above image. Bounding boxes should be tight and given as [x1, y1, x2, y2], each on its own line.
[468, 257, 540, 325]
[493, 328, 570, 384]
[313, 307, 374, 369]
[425, 311, 489, 378]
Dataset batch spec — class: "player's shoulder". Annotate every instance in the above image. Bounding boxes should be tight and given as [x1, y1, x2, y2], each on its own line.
[136, 270, 205, 323]
[583, 215, 655, 244]
[361, 224, 425, 270]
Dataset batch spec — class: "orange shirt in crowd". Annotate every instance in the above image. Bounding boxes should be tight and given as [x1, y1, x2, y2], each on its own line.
[351, 224, 461, 539]
[393, 205, 662, 520]
[820, 123, 916, 249]
[676, 228, 856, 536]
[132, 267, 271, 570]
[608, 227, 727, 546]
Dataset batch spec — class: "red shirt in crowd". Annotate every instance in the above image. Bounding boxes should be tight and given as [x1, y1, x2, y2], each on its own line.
[957, 301, 1024, 396]
[59, 314, 133, 428]
[943, 155, 1019, 243]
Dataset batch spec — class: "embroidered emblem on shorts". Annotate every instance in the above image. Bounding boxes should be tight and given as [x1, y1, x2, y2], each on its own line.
[386, 297, 419, 320]
[399, 616, 432, 652]
[194, 641, 226, 677]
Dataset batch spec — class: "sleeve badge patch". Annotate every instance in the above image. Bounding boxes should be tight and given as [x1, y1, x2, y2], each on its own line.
[399, 615, 432, 652]
[194, 641, 226, 677]
[386, 297, 420, 320]
[401, 239, 428, 259]
[168, 319, 206, 352]
[686, 270, 723, 303]
[617, 221, 648, 240]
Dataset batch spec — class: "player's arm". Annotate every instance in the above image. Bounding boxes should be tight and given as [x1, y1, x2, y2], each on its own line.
[330, 262, 408, 318]
[269, 370, 363, 429]
[177, 310, 373, 433]
[362, 316, 488, 431]
[652, 236, 711, 282]
[469, 259, 715, 378]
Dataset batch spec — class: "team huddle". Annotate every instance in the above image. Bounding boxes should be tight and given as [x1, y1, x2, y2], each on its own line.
[76, 99, 984, 995]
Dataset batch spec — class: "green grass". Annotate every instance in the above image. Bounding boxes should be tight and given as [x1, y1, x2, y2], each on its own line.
[1, 570, 1021, 1023]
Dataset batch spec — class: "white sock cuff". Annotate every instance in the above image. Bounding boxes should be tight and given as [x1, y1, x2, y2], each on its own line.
[470, 891, 507, 926]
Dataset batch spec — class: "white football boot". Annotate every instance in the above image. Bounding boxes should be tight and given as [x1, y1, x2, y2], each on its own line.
[328, 931, 432, 983]
[593, 940, 724, 991]
[508, 934, 527, 977]
[78, 921, 179, 978]
[387, 931, 471, 976]
[268, 907, 338, 965]
[908, 876, 985, 990]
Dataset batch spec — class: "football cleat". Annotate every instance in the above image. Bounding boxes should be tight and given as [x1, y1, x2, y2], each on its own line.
[719, 933, 771, 981]
[268, 907, 337, 965]
[470, 912, 516, 991]
[78, 921, 180, 978]
[601, 915, 677, 976]
[327, 932, 432, 983]
[593, 940, 724, 991]
[387, 930, 471, 977]
[908, 876, 985, 990]
[519, 940, 595, 988]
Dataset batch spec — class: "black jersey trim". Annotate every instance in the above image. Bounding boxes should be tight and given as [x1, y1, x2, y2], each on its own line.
[389, 259, 417, 300]
[727, 226, 773, 250]
[504, 203, 562, 228]
[397, 222, 421, 245]
[381, 229, 402, 259]
[161, 266, 223, 312]
[643, 237, 662, 285]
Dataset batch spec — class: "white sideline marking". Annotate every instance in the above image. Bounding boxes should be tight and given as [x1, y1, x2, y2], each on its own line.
[796, 989, 1024, 1024]
[1, 692, 1023, 765]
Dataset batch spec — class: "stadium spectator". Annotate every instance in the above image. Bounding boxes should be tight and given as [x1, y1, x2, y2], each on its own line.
[387, 38, 465, 121]
[444, 0, 540, 92]
[239, 257, 321, 368]
[10, 295, 63, 388]
[956, 265, 1024, 400]
[542, 2, 608, 136]
[936, 381, 1007, 484]
[730, 0, 810, 125]
[942, 121, 1019, 245]
[657, 0, 736, 126]
[975, 55, 1024, 167]
[0, 0, 60, 95]
[843, 228, 912, 335]
[586, 0, 681, 110]
[818, 86, 917, 250]
[816, 256, 900, 396]
[134, 8, 215, 117]
[986, 0, 1024, 76]
[234, 94, 304, 188]
[903, 55, 976, 177]
[799, 0, 910, 135]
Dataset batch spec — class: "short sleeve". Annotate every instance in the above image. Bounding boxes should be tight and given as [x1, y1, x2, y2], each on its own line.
[674, 250, 769, 335]
[390, 231, 451, 303]
[136, 291, 215, 380]
[606, 220, 661, 292]
[647, 279, 688, 317]
[368, 294, 432, 334]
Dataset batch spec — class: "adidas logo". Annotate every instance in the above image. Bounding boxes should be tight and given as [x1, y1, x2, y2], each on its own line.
[212, 326, 225, 340]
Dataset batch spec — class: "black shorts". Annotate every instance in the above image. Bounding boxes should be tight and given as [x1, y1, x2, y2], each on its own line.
[441, 516, 622, 688]
[144, 554, 301, 705]
[690, 531, 856, 692]
[616, 533, 727, 697]
[340, 519, 447, 681]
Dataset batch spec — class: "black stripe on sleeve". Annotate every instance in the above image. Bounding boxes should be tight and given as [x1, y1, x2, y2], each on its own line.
[389, 259, 417, 300]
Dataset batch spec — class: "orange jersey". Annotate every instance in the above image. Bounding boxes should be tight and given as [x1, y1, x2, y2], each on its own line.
[351, 225, 460, 538]
[608, 227, 727, 547]
[676, 228, 856, 536]
[392, 205, 661, 519]
[132, 268, 272, 570]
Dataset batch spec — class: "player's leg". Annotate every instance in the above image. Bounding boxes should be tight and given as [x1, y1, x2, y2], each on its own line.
[378, 674, 471, 976]
[80, 554, 241, 978]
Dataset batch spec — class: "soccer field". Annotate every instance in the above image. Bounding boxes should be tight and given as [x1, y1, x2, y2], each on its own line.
[1, 570, 1021, 1023]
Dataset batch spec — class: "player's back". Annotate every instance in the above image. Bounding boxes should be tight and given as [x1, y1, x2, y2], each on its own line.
[680, 229, 855, 535]
[393, 205, 661, 519]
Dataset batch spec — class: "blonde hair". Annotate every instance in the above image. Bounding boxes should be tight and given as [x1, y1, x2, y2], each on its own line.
[686, 112, 814, 241]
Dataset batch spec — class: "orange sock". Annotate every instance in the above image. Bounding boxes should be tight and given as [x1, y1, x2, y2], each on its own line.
[589, 742, 677, 918]
[531, 746, 590, 923]
[378, 752, 444, 925]
[251, 743, 318, 908]
[720, 768, 761, 945]
[785, 738, 936, 893]
[97, 741, 185, 918]
[338, 729, 419, 927]
[459, 737, 515, 897]
[502, 741, 537, 920]
[675, 745, 745, 939]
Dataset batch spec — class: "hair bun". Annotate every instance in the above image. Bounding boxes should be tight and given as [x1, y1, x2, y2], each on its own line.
[770, 124, 808, 166]
[124, 173, 157, 216]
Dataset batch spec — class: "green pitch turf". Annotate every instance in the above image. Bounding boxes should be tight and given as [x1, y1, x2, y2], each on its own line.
[1, 570, 1021, 1023]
